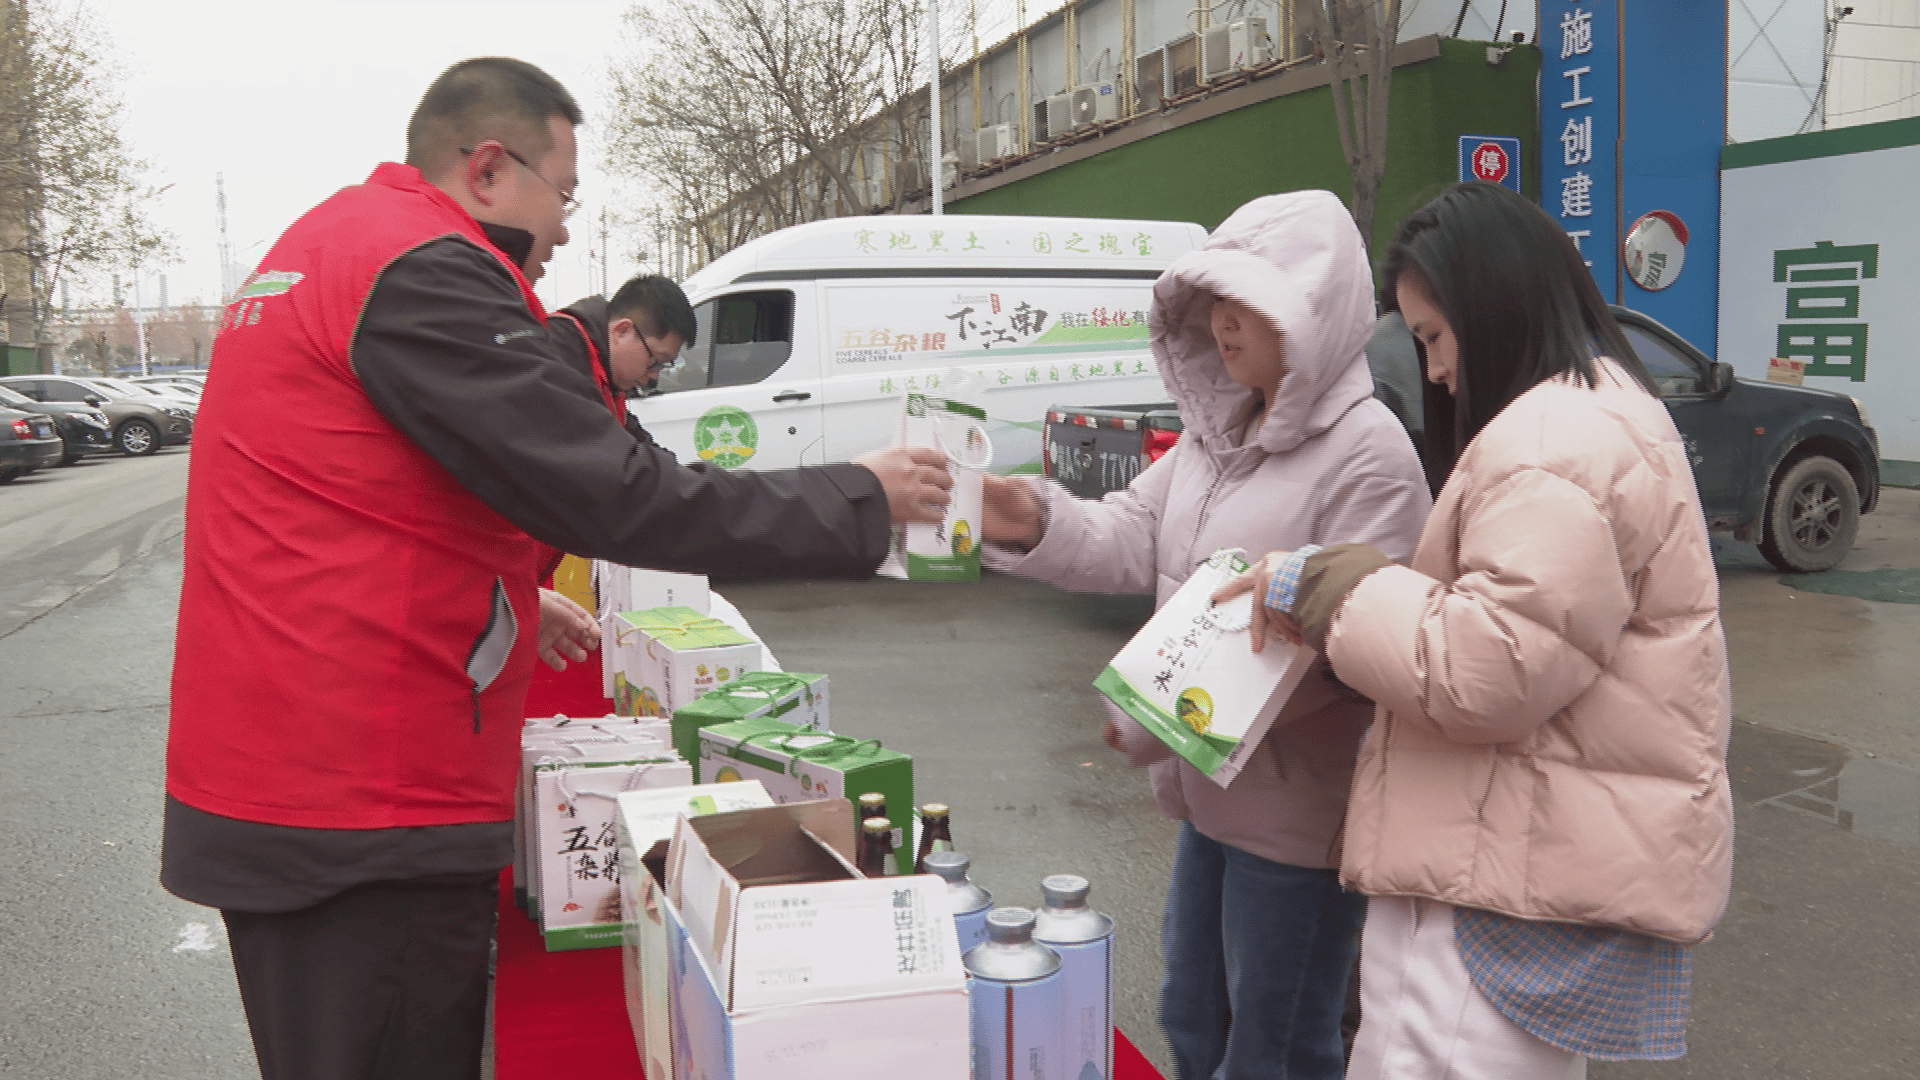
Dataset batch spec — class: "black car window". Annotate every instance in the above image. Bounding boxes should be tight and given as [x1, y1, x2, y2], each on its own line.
[43, 380, 94, 403]
[0, 385, 35, 409]
[650, 290, 794, 395]
[1619, 325, 1702, 397]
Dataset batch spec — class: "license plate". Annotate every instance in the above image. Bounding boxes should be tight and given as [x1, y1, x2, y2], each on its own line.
[35, 422, 52, 438]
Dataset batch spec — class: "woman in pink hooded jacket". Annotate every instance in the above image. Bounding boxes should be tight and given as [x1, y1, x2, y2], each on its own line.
[1223, 183, 1736, 1076]
[981, 191, 1430, 1079]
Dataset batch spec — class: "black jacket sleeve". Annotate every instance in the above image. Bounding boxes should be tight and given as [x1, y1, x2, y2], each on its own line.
[350, 235, 890, 578]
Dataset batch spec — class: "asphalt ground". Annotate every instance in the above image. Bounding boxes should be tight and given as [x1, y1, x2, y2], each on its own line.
[0, 449, 1914, 1078]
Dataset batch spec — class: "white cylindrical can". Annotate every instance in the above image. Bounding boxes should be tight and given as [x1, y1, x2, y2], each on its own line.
[923, 850, 994, 953]
[965, 907, 1065, 1080]
[1033, 874, 1115, 1080]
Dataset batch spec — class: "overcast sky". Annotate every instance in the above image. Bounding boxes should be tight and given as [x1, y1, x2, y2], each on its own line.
[78, 0, 1530, 315]
[78, 0, 642, 313]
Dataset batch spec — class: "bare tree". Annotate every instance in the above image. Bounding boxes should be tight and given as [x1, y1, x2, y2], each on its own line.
[608, 0, 912, 266]
[1299, 0, 1402, 253]
[0, 0, 170, 366]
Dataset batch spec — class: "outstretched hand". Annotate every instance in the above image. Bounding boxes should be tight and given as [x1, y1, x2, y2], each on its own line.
[1211, 551, 1304, 654]
[855, 446, 953, 525]
[537, 587, 600, 671]
[981, 473, 1045, 549]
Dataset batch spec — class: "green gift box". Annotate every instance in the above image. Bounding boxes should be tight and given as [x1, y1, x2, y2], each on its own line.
[606, 606, 762, 718]
[671, 671, 829, 776]
[697, 716, 915, 874]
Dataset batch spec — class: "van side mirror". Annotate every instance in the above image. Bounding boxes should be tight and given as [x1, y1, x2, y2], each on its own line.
[1707, 362, 1735, 396]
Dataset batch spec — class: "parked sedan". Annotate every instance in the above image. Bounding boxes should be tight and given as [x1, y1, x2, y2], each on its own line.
[0, 375, 194, 456]
[0, 384, 113, 464]
[0, 401, 64, 482]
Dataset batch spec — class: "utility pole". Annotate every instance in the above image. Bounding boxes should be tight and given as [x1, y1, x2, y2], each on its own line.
[216, 172, 233, 303]
[930, 0, 944, 215]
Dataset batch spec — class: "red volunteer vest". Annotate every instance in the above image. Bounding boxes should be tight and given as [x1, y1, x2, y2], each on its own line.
[169, 163, 551, 829]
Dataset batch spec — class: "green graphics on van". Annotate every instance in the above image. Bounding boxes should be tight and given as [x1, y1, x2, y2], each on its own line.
[670, 671, 830, 777]
[697, 716, 916, 874]
[693, 405, 757, 468]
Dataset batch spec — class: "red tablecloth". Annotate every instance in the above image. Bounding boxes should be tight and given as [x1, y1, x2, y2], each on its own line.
[496, 632, 1165, 1080]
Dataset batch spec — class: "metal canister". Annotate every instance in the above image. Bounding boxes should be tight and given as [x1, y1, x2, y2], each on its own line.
[964, 907, 1065, 1080]
[922, 850, 994, 952]
[1032, 875, 1115, 1080]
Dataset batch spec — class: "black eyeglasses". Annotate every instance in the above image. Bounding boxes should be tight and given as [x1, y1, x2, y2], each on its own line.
[459, 144, 580, 220]
[640, 332, 683, 372]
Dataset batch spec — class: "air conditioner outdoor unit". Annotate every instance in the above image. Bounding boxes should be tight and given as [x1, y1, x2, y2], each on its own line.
[1046, 93, 1075, 140]
[1230, 19, 1274, 70]
[1033, 99, 1052, 142]
[1166, 33, 1201, 98]
[1136, 47, 1168, 111]
[1201, 26, 1230, 83]
[978, 123, 1018, 161]
[957, 130, 981, 171]
[1072, 82, 1118, 129]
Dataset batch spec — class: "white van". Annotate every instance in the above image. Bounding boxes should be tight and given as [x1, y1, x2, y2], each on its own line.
[630, 214, 1209, 473]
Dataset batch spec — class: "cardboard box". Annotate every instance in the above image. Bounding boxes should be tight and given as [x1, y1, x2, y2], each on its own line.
[597, 565, 712, 697]
[697, 717, 915, 874]
[1096, 548, 1311, 788]
[671, 672, 829, 779]
[516, 721, 674, 911]
[615, 781, 776, 1080]
[662, 803, 969, 1080]
[607, 606, 763, 718]
[595, 561, 710, 619]
[532, 756, 693, 950]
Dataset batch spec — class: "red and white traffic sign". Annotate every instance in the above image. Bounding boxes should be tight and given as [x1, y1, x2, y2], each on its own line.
[1471, 141, 1511, 184]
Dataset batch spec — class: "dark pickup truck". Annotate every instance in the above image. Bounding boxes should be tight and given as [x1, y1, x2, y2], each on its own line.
[1041, 307, 1880, 573]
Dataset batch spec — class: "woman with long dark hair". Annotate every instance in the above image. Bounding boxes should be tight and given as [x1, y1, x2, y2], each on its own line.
[1219, 182, 1735, 1076]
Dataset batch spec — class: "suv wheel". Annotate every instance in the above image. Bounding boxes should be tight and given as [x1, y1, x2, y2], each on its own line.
[116, 418, 160, 456]
[1759, 455, 1860, 573]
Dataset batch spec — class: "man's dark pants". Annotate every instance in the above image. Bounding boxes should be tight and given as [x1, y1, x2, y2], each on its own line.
[221, 871, 498, 1080]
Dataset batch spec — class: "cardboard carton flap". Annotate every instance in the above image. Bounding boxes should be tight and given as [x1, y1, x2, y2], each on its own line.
[729, 875, 966, 1012]
[666, 801, 862, 1004]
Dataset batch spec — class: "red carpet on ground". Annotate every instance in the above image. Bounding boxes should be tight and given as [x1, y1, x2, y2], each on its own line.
[496, 630, 1165, 1080]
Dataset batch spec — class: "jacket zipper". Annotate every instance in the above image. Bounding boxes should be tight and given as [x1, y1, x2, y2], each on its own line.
[1182, 454, 1235, 569]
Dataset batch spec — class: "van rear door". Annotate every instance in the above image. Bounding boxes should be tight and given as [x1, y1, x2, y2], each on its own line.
[628, 286, 827, 469]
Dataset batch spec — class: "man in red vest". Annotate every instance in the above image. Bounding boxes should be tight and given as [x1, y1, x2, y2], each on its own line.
[162, 57, 948, 1080]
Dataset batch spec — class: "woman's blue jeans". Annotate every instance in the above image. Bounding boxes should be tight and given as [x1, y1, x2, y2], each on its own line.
[1158, 822, 1365, 1080]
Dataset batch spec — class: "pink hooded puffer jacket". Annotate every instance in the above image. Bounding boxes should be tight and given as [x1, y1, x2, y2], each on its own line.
[985, 191, 1431, 868]
[1326, 358, 1735, 943]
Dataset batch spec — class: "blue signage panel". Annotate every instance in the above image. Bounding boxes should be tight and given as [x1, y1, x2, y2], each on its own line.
[1619, 3, 1725, 355]
[1459, 135, 1523, 192]
[1538, 0, 1620, 302]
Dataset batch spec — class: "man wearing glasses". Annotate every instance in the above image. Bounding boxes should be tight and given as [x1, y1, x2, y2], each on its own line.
[548, 273, 695, 437]
[163, 57, 949, 1080]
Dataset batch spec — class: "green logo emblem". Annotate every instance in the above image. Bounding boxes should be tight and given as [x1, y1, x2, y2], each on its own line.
[693, 405, 758, 468]
[236, 272, 304, 299]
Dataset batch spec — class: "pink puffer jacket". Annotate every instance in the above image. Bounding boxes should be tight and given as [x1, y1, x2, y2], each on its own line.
[986, 191, 1430, 869]
[1326, 358, 1735, 943]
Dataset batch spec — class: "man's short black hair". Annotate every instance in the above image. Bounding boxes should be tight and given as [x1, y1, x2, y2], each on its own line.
[609, 275, 697, 347]
[406, 58, 583, 180]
